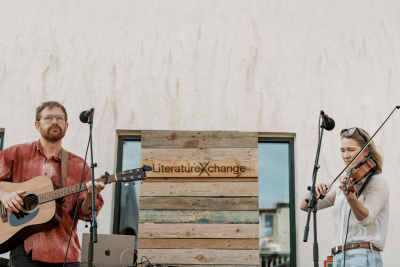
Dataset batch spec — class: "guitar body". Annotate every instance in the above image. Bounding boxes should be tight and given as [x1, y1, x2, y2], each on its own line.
[0, 166, 150, 254]
[0, 176, 62, 254]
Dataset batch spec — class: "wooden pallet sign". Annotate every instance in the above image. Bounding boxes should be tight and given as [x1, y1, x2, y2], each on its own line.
[138, 131, 259, 266]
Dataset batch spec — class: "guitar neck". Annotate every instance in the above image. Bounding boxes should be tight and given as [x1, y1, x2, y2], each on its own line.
[38, 175, 117, 204]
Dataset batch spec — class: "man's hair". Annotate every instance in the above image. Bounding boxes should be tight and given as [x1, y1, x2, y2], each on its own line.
[36, 101, 68, 122]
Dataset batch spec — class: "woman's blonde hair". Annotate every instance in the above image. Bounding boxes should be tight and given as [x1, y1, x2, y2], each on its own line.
[340, 128, 383, 173]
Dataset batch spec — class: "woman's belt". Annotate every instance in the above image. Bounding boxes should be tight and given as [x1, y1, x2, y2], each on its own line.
[331, 242, 380, 255]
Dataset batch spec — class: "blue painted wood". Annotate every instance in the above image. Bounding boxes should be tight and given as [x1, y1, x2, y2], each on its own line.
[139, 210, 259, 224]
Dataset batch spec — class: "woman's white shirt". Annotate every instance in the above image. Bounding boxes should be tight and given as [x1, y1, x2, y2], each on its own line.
[317, 173, 389, 251]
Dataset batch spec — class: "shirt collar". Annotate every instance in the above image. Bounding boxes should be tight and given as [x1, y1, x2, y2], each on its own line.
[36, 139, 62, 162]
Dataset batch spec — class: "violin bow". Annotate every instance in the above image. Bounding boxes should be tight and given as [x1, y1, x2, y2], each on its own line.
[319, 105, 400, 199]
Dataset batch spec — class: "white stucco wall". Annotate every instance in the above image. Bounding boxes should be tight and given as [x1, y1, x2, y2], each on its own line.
[1, 1, 400, 265]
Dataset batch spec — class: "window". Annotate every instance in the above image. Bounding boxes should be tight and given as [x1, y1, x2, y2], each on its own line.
[0, 132, 4, 151]
[112, 135, 141, 239]
[112, 134, 296, 266]
[258, 137, 296, 267]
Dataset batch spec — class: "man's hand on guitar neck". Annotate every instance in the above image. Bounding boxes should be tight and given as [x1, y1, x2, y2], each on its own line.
[0, 189, 26, 213]
[81, 174, 106, 216]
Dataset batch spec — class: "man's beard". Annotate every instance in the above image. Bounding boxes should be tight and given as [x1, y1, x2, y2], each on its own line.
[39, 124, 66, 142]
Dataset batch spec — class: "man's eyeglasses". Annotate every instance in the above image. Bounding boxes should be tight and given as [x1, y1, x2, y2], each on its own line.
[41, 115, 65, 124]
[340, 127, 368, 142]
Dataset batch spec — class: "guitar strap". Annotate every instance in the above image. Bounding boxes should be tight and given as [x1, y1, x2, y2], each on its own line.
[59, 148, 68, 203]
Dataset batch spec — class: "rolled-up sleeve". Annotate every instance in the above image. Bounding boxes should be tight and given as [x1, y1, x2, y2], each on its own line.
[357, 177, 389, 227]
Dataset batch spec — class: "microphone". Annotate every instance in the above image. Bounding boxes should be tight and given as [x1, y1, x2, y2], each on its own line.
[79, 108, 95, 123]
[321, 110, 335, 131]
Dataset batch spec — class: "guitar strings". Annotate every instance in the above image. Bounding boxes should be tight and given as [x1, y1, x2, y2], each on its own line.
[21, 183, 91, 203]
[19, 177, 108, 206]
[16, 176, 114, 207]
[20, 189, 88, 206]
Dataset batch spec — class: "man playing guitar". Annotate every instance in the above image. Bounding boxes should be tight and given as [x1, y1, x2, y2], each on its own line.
[0, 101, 105, 266]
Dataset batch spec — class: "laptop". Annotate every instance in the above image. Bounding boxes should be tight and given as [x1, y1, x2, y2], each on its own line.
[81, 233, 136, 267]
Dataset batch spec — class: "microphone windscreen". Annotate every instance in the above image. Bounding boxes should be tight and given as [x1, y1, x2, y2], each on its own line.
[79, 111, 88, 123]
[325, 118, 335, 131]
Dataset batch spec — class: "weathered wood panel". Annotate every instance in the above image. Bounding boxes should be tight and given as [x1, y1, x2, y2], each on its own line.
[141, 160, 257, 178]
[143, 177, 258, 182]
[137, 249, 260, 265]
[139, 210, 259, 224]
[141, 148, 257, 161]
[138, 224, 259, 239]
[138, 239, 258, 249]
[139, 130, 259, 264]
[139, 197, 259, 211]
[141, 131, 258, 149]
[140, 182, 259, 197]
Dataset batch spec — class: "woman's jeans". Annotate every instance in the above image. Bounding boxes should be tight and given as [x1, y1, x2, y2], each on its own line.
[333, 248, 383, 267]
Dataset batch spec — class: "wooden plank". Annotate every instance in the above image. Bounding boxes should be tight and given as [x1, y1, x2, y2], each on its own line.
[141, 148, 257, 162]
[143, 177, 258, 182]
[141, 131, 258, 149]
[138, 210, 259, 224]
[138, 224, 259, 239]
[139, 197, 259, 211]
[137, 249, 260, 265]
[140, 182, 259, 197]
[138, 239, 259, 249]
[141, 160, 257, 178]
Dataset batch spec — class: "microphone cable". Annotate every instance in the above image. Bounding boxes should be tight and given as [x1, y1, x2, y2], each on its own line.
[62, 125, 92, 267]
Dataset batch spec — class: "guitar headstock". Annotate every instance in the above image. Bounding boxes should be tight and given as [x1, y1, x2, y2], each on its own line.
[116, 168, 146, 182]
[114, 165, 152, 183]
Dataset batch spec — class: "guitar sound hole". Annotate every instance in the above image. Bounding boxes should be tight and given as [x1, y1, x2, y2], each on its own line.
[22, 194, 39, 211]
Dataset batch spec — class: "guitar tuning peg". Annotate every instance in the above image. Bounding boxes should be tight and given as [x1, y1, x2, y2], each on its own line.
[132, 182, 136, 185]
[140, 181, 143, 184]
[124, 183, 129, 187]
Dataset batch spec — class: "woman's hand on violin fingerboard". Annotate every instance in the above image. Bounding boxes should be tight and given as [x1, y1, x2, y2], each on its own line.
[315, 183, 330, 197]
[339, 175, 358, 199]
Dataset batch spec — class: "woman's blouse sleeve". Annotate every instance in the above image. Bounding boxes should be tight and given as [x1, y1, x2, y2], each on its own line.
[357, 176, 389, 226]
[316, 183, 338, 210]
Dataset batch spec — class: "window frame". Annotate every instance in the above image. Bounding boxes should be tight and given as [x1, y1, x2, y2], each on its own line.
[112, 134, 297, 265]
[258, 137, 296, 267]
[112, 134, 141, 234]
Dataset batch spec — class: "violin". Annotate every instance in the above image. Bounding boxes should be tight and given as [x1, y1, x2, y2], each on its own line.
[342, 155, 378, 195]
[318, 106, 400, 200]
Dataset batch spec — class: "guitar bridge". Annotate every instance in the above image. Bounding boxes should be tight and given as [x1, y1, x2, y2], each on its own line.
[1, 204, 8, 223]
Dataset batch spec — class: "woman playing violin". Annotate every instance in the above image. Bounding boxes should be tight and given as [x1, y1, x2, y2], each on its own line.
[300, 127, 389, 267]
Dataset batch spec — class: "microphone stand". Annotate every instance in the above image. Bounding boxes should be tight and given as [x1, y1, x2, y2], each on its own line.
[86, 112, 98, 267]
[303, 115, 332, 267]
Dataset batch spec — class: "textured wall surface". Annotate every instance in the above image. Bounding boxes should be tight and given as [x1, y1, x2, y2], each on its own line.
[1, 0, 400, 265]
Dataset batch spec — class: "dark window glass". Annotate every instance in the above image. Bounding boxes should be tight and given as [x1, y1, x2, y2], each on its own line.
[0, 132, 4, 151]
[258, 140, 295, 267]
[119, 140, 141, 236]
[113, 137, 141, 249]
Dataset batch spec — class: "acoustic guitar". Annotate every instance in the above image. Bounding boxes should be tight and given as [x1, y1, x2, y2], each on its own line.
[0, 166, 150, 254]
